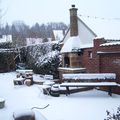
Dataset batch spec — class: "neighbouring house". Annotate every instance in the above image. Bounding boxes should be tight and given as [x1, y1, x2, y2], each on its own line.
[58, 5, 120, 94]
[0, 35, 16, 72]
[52, 30, 65, 43]
[26, 37, 52, 46]
[26, 38, 43, 46]
[0, 35, 12, 43]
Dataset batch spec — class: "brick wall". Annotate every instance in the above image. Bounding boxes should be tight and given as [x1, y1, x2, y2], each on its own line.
[82, 38, 120, 94]
[82, 38, 105, 73]
[99, 45, 120, 83]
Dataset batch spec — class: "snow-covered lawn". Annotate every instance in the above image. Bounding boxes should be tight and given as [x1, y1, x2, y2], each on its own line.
[0, 72, 120, 120]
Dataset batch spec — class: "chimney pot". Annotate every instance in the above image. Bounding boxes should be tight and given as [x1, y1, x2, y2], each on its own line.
[72, 5, 75, 8]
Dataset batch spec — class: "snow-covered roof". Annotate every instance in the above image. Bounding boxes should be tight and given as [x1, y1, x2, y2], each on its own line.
[58, 67, 86, 71]
[100, 41, 120, 46]
[61, 18, 96, 53]
[97, 51, 120, 54]
[80, 16, 120, 39]
[61, 15, 120, 53]
[61, 36, 81, 53]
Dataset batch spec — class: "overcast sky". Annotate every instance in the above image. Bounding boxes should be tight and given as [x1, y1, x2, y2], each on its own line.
[1, 0, 120, 26]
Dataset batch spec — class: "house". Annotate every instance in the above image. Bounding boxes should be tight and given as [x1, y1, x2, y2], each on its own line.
[0, 35, 15, 72]
[0, 35, 12, 43]
[58, 5, 120, 94]
[52, 30, 65, 43]
[26, 37, 52, 46]
[26, 37, 43, 46]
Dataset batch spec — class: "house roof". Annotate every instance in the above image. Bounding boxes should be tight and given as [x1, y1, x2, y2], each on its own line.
[61, 17, 96, 53]
[80, 16, 120, 39]
[100, 41, 120, 46]
[61, 15, 120, 53]
[61, 36, 81, 53]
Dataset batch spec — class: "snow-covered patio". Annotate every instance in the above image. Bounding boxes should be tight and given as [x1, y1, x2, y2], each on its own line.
[0, 72, 120, 120]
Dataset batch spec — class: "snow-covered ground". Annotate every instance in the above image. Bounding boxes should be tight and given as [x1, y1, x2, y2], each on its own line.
[0, 72, 120, 120]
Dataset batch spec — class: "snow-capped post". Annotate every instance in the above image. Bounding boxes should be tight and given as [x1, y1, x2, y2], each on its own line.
[0, 98, 5, 109]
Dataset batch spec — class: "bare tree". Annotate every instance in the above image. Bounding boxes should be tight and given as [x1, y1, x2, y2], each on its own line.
[0, 0, 2, 28]
[0, 0, 6, 28]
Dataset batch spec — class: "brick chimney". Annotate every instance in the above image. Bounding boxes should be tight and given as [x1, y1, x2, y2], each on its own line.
[70, 5, 78, 36]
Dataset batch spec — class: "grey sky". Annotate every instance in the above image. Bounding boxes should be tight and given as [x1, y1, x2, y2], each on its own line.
[2, 0, 120, 26]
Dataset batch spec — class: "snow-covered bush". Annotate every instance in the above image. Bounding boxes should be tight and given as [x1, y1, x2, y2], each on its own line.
[0, 42, 15, 72]
[104, 106, 120, 120]
[0, 42, 13, 49]
[0, 50, 15, 72]
[22, 42, 60, 78]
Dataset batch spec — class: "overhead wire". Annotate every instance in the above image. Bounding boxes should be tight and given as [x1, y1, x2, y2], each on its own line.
[78, 14, 120, 21]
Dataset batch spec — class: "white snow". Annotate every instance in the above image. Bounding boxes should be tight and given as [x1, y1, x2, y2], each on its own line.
[63, 73, 116, 80]
[97, 51, 120, 54]
[0, 98, 5, 102]
[0, 72, 120, 120]
[100, 41, 120, 46]
[94, 37, 104, 40]
[61, 36, 81, 53]
[26, 38, 43, 46]
[0, 35, 12, 43]
[13, 109, 35, 118]
[60, 82, 118, 87]
[80, 16, 120, 39]
[58, 67, 86, 71]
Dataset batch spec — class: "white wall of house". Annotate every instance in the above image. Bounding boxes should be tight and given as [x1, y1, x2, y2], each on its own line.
[53, 30, 64, 41]
[0, 35, 12, 43]
[26, 38, 43, 46]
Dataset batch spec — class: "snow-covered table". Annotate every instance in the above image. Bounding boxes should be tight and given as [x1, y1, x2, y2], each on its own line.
[60, 82, 118, 96]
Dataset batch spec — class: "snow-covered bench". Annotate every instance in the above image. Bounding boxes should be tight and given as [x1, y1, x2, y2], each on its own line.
[60, 82, 118, 96]
[62, 73, 116, 82]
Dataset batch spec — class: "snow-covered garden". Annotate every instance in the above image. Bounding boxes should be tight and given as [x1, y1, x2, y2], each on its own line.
[0, 72, 120, 120]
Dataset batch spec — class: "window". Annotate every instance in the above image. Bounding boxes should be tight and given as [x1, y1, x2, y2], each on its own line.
[88, 51, 93, 59]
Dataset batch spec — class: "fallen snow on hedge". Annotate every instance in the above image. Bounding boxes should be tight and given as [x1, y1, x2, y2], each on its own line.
[26, 42, 60, 67]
